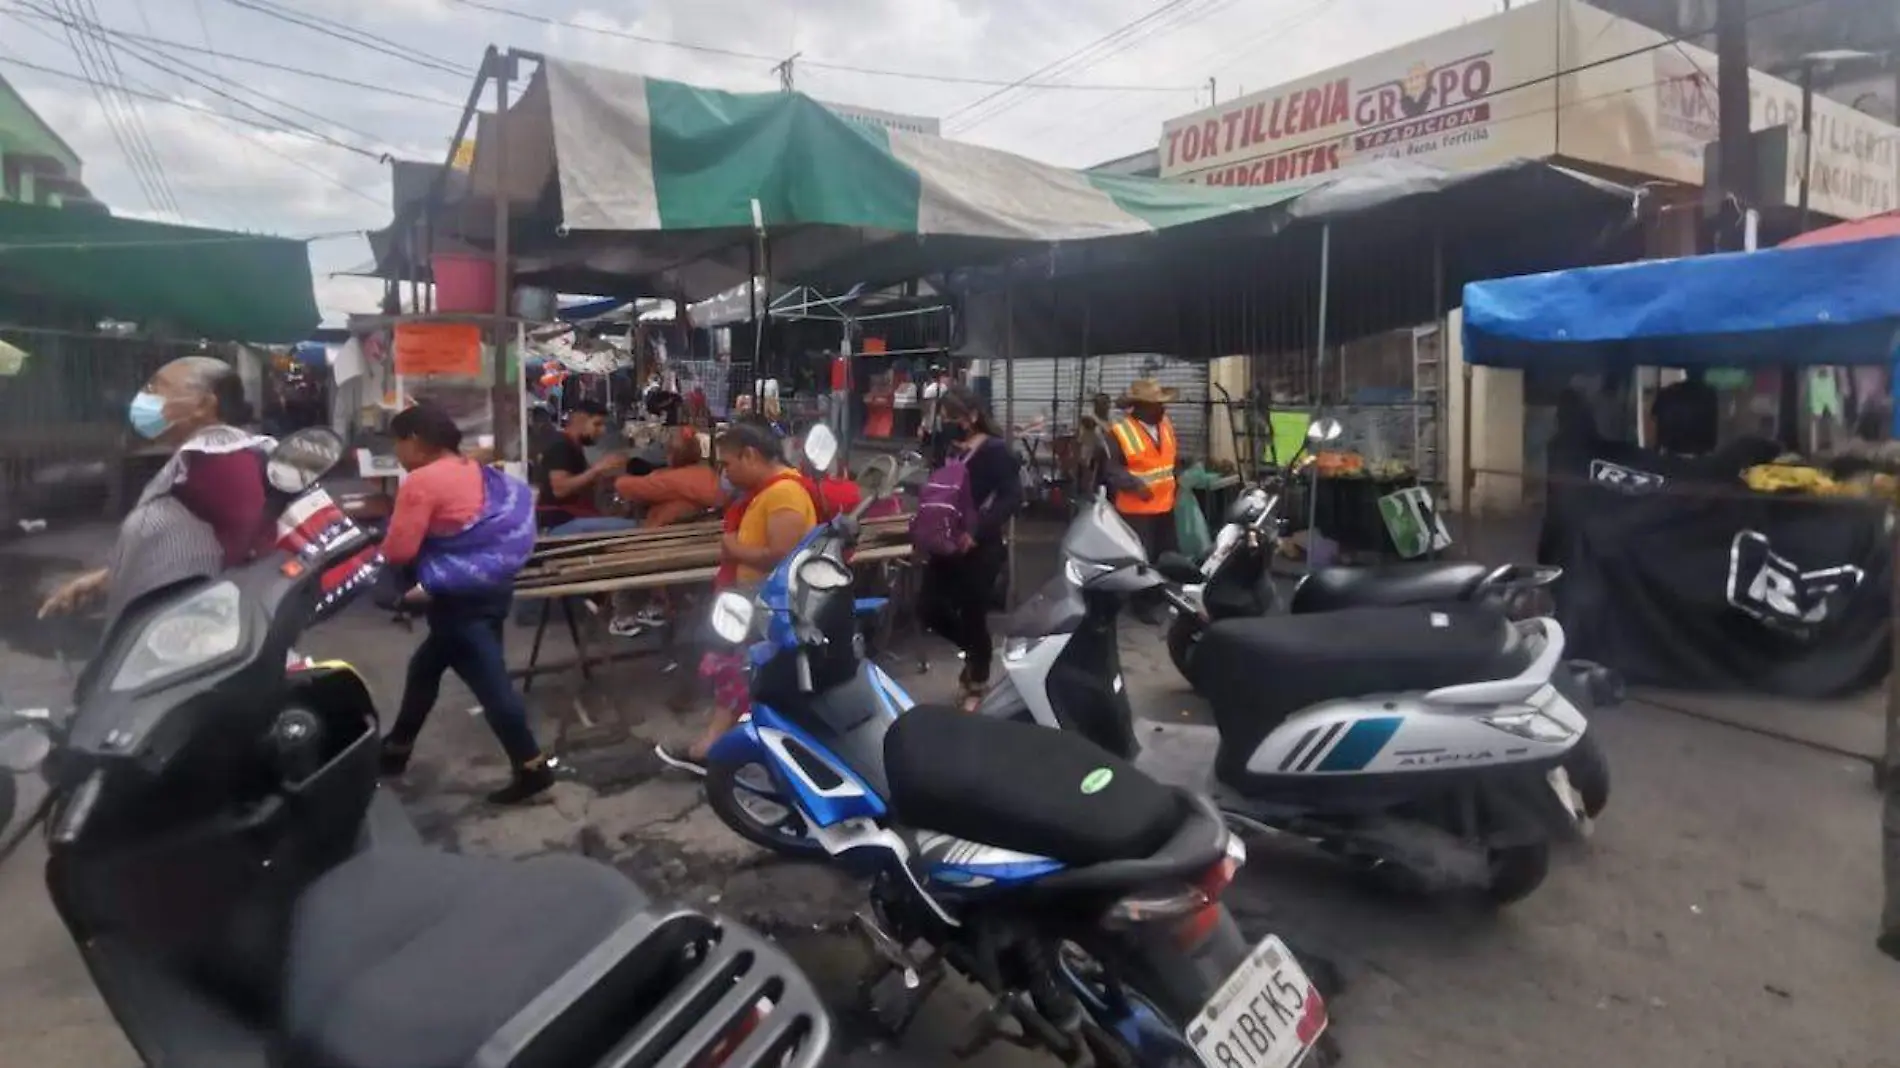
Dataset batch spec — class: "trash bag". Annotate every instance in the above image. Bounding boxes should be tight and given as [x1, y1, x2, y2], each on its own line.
[1174, 464, 1214, 559]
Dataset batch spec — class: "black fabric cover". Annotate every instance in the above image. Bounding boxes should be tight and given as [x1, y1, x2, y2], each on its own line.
[1290, 560, 1491, 613]
[281, 849, 643, 1068]
[1194, 605, 1530, 766]
[885, 705, 1182, 866]
[1545, 447, 1892, 698]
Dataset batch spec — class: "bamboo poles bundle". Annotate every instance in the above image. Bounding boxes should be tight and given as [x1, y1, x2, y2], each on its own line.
[515, 514, 916, 589]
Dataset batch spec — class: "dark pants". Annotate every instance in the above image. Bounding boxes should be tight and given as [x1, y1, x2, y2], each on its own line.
[387, 589, 542, 767]
[919, 538, 1008, 685]
[1122, 509, 1178, 561]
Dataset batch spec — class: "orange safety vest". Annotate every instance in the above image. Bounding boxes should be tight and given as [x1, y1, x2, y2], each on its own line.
[1108, 415, 1177, 516]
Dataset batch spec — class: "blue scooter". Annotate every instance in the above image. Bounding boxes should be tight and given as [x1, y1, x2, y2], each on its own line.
[699, 426, 1340, 1068]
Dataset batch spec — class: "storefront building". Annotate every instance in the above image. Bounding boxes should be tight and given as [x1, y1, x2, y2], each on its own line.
[1153, 0, 1900, 514]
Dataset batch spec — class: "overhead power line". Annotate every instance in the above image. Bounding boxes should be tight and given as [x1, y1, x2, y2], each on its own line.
[943, 0, 1208, 133]
[221, 0, 471, 77]
[16, 0, 395, 155]
[41, 0, 178, 215]
[0, 5, 463, 107]
[443, 0, 1199, 91]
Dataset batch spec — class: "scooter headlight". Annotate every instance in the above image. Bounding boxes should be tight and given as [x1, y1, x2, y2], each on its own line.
[110, 581, 245, 692]
[1064, 558, 1115, 587]
[1479, 708, 1576, 744]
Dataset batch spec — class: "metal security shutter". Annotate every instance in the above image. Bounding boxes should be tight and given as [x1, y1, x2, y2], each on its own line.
[1087, 355, 1210, 459]
[990, 356, 1067, 431]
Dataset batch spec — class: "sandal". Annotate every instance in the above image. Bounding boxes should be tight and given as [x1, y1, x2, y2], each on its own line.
[959, 674, 987, 714]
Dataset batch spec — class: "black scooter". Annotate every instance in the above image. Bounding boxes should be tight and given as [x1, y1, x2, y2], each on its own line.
[0, 428, 831, 1068]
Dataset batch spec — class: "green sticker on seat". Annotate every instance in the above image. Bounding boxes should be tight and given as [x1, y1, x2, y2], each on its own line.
[1081, 768, 1114, 795]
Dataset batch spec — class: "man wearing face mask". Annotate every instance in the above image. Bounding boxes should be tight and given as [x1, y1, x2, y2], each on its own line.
[38, 356, 275, 629]
[535, 400, 630, 533]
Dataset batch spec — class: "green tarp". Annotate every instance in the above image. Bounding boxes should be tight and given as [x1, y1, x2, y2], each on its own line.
[0, 200, 320, 342]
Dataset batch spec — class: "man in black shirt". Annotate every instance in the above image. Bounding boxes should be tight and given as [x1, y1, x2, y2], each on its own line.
[536, 401, 629, 532]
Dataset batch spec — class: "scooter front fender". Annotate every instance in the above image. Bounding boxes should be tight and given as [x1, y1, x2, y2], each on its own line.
[706, 719, 768, 767]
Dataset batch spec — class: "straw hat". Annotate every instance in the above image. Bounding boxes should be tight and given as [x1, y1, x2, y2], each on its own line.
[1119, 379, 1178, 405]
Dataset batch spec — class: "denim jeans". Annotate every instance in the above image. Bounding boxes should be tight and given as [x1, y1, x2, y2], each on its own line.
[546, 516, 641, 536]
[387, 588, 542, 767]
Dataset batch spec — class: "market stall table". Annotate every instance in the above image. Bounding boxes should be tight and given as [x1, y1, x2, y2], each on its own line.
[511, 524, 917, 689]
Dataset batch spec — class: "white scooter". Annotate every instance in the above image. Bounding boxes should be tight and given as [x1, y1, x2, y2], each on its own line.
[980, 493, 1623, 905]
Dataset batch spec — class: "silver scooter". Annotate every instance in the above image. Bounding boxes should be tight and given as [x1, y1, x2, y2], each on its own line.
[981, 493, 1622, 905]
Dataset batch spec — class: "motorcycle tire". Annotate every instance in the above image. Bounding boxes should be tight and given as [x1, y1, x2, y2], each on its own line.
[1165, 612, 1202, 680]
[704, 754, 827, 861]
[1562, 733, 1611, 818]
[1483, 842, 1551, 906]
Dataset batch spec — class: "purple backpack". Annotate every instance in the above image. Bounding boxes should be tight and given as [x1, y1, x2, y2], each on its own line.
[910, 451, 976, 557]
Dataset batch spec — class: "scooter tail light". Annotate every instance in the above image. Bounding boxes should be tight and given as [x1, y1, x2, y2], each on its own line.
[1104, 834, 1247, 947]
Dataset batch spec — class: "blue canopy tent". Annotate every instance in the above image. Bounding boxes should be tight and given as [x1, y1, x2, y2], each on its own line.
[1462, 236, 1900, 374]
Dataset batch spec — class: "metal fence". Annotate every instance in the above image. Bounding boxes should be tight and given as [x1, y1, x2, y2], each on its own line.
[0, 325, 200, 524]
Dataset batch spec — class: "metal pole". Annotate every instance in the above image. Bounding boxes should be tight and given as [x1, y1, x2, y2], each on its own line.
[1004, 284, 1018, 607]
[1799, 61, 1815, 235]
[1307, 224, 1331, 571]
[1430, 228, 1444, 560]
[490, 50, 516, 461]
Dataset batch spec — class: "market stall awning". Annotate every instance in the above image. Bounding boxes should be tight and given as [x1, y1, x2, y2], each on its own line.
[413, 59, 1318, 301]
[1781, 210, 1900, 249]
[0, 200, 320, 342]
[1461, 236, 1900, 372]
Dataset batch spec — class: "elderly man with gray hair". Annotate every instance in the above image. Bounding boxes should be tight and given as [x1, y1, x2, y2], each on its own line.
[38, 355, 276, 629]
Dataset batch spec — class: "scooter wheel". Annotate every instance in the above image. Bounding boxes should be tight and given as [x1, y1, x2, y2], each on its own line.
[1483, 843, 1551, 906]
[1165, 612, 1201, 680]
[704, 754, 828, 860]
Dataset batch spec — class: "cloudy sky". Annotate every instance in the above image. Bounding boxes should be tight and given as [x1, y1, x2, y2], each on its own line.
[0, 0, 1501, 324]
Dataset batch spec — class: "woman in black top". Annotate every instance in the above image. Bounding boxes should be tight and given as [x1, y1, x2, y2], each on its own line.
[919, 386, 1023, 711]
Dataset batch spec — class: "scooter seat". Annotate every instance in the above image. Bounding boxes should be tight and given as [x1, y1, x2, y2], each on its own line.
[282, 849, 646, 1068]
[1193, 605, 1533, 771]
[1289, 560, 1489, 613]
[885, 704, 1183, 867]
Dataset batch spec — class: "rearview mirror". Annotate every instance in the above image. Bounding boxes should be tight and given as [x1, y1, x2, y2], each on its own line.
[267, 427, 346, 494]
[0, 716, 52, 773]
[804, 424, 839, 474]
[1306, 417, 1343, 444]
[856, 455, 897, 501]
[710, 591, 756, 644]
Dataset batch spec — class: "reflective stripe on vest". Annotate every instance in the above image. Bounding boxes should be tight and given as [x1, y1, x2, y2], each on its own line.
[1111, 416, 1177, 516]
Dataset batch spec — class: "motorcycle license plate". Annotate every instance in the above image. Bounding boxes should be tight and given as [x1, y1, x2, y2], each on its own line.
[1186, 936, 1325, 1068]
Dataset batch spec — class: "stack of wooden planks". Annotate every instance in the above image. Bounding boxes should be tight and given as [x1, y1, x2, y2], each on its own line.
[515, 514, 916, 590]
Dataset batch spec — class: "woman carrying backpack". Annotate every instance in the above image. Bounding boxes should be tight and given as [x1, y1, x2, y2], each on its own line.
[914, 386, 1022, 712]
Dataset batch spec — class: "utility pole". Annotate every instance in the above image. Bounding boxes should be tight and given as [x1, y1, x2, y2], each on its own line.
[1714, 0, 1755, 242]
[1207, 76, 1217, 105]
[773, 52, 801, 91]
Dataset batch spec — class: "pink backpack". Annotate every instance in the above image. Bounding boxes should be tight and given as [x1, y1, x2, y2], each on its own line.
[909, 452, 976, 557]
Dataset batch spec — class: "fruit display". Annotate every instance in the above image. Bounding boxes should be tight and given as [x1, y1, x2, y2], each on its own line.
[1744, 462, 1900, 501]
[1293, 450, 1415, 481]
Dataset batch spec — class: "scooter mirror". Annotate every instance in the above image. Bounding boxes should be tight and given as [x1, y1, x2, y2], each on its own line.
[803, 424, 839, 474]
[268, 427, 346, 494]
[855, 456, 896, 500]
[710, 591, 756, 644]
[0, 720, 51, 773]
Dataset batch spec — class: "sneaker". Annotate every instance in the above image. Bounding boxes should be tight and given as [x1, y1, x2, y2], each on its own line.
[378, 740, 412, 778]
[655, 742, 707, 778]
[608, 616, 648, 638]
[486, 760, 557, 805]
[633, 605, 669, 629]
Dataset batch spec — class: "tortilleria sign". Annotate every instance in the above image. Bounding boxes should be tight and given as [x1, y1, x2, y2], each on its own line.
[1158, 2, 1559, 185]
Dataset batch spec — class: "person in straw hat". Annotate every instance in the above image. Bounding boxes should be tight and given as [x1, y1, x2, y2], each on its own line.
[1104, 379, 1185, 621]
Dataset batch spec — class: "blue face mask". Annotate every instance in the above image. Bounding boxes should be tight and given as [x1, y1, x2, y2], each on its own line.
[128, 391, 172, 440]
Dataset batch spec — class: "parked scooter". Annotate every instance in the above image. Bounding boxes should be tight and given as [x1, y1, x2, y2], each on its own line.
[701, 425, 1339, 1068]
[1158, 418, 1561, 676]
[982, 489, 1624, 905]
[0, 428, 831, 1068]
